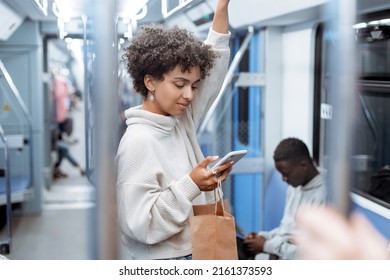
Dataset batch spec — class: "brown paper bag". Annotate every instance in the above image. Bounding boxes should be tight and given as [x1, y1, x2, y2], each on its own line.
[193, 199, 230, 216]
[189, 183, 238, 260]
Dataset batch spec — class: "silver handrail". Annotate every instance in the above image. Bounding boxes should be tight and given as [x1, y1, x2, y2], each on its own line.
[0, 124, 11, 253]
[197, 25, 254, 137]
[325, 0, 357, 216]
[0, 60, 34, 189]
[91, 0, 119, 259]
[81, 14, 91, 182]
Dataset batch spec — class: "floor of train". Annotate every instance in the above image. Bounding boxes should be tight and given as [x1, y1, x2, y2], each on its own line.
[1, 101, 96, 260]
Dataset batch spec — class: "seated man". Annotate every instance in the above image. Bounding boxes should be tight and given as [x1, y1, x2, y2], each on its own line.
[243, 137, 326, 259]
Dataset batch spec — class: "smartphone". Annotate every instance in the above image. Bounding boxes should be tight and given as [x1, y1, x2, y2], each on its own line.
[211, 150, 248, 169]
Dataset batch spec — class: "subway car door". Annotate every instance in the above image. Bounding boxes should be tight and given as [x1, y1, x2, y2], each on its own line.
[232, 31, 264, 234]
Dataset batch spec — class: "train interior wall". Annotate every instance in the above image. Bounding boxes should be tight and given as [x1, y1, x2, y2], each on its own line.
[0, 19, 45, 214]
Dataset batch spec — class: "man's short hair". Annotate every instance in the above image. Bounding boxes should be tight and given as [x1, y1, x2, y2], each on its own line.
[273, 137, 311, 163]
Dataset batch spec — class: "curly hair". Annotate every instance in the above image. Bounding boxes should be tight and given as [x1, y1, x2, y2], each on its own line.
[123, 24, 218, 97]
[273, 137, 311, 163]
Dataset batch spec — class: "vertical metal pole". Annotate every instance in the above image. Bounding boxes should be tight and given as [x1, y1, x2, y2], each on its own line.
[82, 14, 90, 178]
[92, 0, 119, 259]
[326, 0, 357, 216]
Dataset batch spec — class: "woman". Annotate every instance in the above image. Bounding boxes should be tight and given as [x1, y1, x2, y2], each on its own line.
[116, 0, 232, 260]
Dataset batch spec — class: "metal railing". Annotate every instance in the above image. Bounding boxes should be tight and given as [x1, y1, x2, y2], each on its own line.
[0, 125, 11, 254]
[0, 60, 34, 190]
[197, 25, 254, 137]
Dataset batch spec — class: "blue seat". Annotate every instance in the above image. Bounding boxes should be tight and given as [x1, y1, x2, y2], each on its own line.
[0, 176, 30, 194]
[263, 168, 288, 231]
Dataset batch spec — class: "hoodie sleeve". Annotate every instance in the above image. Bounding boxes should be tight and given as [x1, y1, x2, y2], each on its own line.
[188, 28, 231, 129]
[116, 131, 201, 245]
[263, 236, 298, 260]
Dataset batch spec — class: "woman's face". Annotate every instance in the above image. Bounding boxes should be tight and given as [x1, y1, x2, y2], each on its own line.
[144, 65, 201, 116]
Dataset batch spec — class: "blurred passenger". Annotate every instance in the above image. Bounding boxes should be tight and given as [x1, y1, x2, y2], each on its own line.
[116, 0, 232, 260]
[70, 88, 83, 111]
[52, 128, 85, 179]
[52, 73, 80, 142]
[296, 206, 390, 259]
[52, 74, 72, 132]
[243, 137, 326, 259]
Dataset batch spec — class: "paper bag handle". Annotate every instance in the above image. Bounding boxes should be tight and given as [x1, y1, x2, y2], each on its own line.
[213, 179, 225, 216]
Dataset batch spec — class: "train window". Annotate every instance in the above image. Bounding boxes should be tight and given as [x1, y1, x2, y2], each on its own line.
[352, 90, 390, 204]
[353, 11, 390, 207]
[359, 39, 390, 79]
[315, 13, 390, 208]
[356, 15, 390, 80]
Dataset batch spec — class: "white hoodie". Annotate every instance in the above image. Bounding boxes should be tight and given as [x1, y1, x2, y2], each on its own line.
[258, 170, 327, 259]
[116, 28, 231, 260]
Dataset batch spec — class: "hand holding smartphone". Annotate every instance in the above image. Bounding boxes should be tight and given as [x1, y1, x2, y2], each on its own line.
[210, 149, 247, 170]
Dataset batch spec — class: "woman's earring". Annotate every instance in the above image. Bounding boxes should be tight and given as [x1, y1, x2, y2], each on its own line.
[149, 91, 155, 102]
